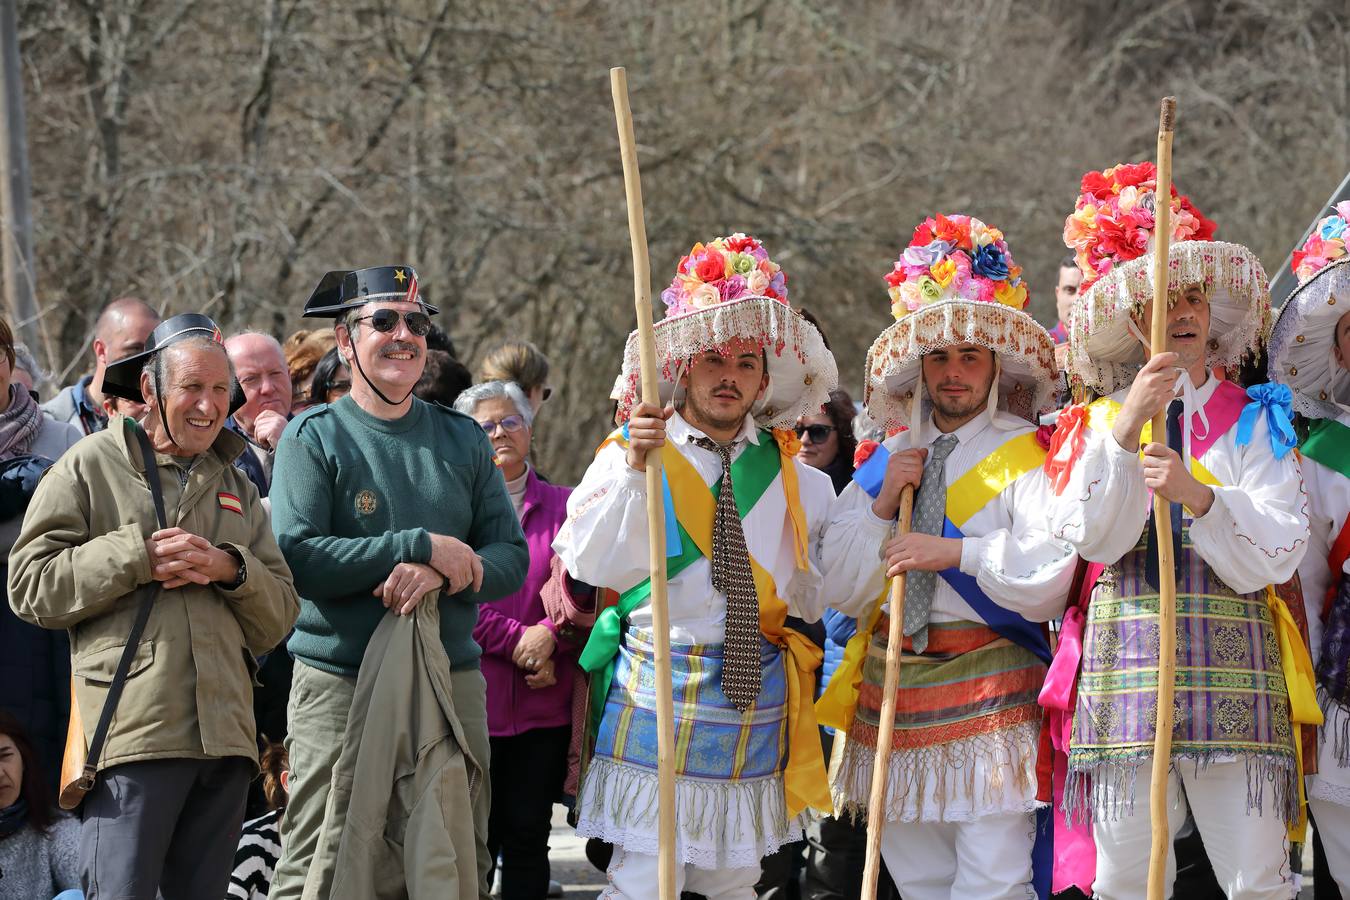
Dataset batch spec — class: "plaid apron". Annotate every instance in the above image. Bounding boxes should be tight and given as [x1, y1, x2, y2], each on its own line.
[575, 626, 802, 868]
[1066, 526, 1299, 825]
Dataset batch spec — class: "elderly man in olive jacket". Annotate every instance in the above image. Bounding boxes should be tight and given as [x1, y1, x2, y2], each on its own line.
[8, 315, 299, 900]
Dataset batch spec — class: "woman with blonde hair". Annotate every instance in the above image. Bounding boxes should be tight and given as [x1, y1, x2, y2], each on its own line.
[479, 341, 551, 413]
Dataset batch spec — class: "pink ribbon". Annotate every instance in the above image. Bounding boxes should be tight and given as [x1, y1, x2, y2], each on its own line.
[1039, 603, 1097, 893]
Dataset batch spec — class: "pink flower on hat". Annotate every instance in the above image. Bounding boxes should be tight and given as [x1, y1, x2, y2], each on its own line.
[661, 233, 788, 317]
[884, 214, 1029, 318]
[1291, 206, 1349, 283]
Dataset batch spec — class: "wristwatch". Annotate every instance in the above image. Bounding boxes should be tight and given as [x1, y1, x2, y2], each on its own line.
[217, 545, 247, 590]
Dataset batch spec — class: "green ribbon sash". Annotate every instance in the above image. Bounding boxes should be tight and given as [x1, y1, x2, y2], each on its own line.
[1302, 418, 1350, 480]
[578, 432, 784, 735]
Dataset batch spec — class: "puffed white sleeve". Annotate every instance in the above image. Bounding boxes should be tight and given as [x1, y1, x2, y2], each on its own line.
[956, 468, 1078, 622]
[1048, 427, 1150, 564]
[551, 440, 654, 594]
[819, 477, 893, 620]
[1188, 416, 1309, 594]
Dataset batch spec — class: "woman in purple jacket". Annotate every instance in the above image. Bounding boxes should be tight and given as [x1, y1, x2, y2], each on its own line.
[457, 380, 574, 900]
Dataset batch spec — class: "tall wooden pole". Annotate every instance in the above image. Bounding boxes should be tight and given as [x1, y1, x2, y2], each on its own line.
[1146, 95, 1178, 900]
[860, 484, 916, 899]
[610, 66, 678, 900]
[0, 0, 47, 370]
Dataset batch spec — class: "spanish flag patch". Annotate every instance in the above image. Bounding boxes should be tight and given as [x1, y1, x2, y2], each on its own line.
[217, 492, 243, 516]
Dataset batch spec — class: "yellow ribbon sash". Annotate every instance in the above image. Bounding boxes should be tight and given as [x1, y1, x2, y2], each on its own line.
[1266, 585, 1323, 840]
[661, 437, 831, 817]
[814, 431, 1047, 731]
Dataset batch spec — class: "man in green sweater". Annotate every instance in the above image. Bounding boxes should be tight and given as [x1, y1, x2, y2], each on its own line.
[269, 265, 528, 900]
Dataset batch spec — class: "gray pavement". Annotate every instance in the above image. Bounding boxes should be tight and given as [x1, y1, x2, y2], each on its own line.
[549, 805, 606, 900]
[544, 806, 1325, 898]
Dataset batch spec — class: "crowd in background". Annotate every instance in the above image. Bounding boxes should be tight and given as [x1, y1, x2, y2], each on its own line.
[0, 290, 898, 900]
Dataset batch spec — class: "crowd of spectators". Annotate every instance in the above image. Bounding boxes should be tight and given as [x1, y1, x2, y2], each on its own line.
[0, 290, 900, 900]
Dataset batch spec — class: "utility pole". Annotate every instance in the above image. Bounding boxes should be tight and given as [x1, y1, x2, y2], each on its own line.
[0, 0, 48, 371]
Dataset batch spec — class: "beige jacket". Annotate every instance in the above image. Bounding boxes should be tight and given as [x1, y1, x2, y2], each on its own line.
[305, 595, 481, 900]
[7, 418, 299, 770]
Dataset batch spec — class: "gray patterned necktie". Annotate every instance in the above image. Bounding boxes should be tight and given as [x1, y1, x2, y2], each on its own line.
[693, 436, 760, 712]
[902, 433, 959, 654]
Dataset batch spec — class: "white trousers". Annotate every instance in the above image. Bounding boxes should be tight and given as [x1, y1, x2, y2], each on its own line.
[1092, 758, 1292, 900]
[600, 845, 760, 900]
[878, 811, 1036, 900]
[1310, 796, 1350, 894]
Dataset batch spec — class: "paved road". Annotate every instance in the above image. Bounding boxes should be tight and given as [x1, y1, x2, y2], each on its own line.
[543, 806, 1326, 899]
[548, 806, 607, 900]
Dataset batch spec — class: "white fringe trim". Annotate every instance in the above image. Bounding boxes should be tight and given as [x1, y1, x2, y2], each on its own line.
[864, 301, 1058, 430]
[1268, 257, 1350, 415]
[1068, 240, 1271, 395]
[614, 296, 836, 431]
[832, 721, 1042, 823]
[574, 757, 808, 870]
[1310, 695, 1350, 808]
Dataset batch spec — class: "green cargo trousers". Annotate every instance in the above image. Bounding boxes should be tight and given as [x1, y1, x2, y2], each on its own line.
[270, 660, 492, 900]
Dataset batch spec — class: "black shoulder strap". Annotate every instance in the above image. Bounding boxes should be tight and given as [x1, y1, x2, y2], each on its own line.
[78, 424, 168, 790]
[134, 425, 168, 531]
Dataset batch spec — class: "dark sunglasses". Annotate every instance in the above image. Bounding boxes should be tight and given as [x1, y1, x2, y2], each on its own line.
[479, 415, 526, 435]
[794, 423, 836, 443]
[352, 309, 432, 337]
[326, 379, 352, 395]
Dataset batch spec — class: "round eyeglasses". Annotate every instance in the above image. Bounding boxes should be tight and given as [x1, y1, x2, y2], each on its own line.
[478, 415, 526, 435]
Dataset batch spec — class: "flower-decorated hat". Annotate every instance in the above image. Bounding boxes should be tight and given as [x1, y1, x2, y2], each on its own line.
[863, 214, 1059, 430]
[1062, 162, 1270, 395]
[1267, 202, 1350, 419]
[611, 233, 837, 429]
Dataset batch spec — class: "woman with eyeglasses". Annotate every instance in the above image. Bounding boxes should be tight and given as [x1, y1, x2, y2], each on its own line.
[795, 389, 857, 494]
[306, 347, 352, 407]
[284, 329, 337, 415]
[453, 380, 574, 900]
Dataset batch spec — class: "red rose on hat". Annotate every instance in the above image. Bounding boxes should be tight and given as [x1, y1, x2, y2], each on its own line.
[694, 249, 726, 283]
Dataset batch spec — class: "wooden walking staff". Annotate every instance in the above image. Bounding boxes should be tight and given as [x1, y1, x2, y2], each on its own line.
[860, 482, 916, 899]
[609, 66, 679, 900]
[1146, 95, 1179, 900]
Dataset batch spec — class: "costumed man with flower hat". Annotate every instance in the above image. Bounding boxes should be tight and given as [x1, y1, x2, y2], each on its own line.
[1045, 163, 1316, 900]
[553, 233, 838, 899]
[1267, 202, 1350, 894]
[816, 215, 1076, 900]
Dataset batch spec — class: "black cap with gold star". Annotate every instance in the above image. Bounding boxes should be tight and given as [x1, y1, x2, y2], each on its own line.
[302, 265, 438, 318]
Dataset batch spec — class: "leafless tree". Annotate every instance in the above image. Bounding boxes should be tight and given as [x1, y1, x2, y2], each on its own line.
[10, 0, 1348, 480]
